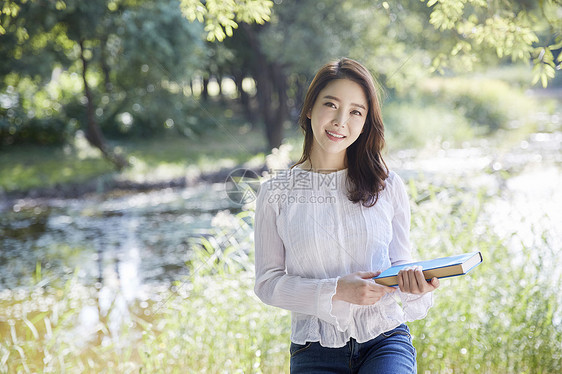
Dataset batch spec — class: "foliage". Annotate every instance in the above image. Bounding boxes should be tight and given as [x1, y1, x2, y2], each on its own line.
[0, 115, 68, 146]
[415, 76, 536, 131]
[179, 0, 273, 41]
[0, 0, 272, 149]
[384, 101, 476, 148]
[95, 0, 207, 138]
[2, 0, 560, 150]
[421, 0, 562, 87]
[0, 0, 211, 147]
[257, 0, 436, 93]
[213, 0, 560, 149]
[0, 71, 81, 146]
[382, 75, 539, 148]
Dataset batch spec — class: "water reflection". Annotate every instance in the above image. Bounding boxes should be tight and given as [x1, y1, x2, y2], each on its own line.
[0, 182, 239, 291]
[1, 180, 249, 348]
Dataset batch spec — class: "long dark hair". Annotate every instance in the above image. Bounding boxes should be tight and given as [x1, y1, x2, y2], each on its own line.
[293, 58, 389, 207]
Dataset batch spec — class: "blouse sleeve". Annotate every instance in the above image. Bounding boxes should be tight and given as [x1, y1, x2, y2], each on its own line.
[253, 179, 352, 331]
[387, 172, 434, 321]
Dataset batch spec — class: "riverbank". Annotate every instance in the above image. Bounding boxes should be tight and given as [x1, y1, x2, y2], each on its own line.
[1, 161, 268, 205]
[0, 123, 272, 205]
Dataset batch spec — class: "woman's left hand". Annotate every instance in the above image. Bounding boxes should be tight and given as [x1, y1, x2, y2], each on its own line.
[397, 266, 440, 295]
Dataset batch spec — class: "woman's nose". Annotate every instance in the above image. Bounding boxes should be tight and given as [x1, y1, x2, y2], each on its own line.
[333, 110, 347, 127]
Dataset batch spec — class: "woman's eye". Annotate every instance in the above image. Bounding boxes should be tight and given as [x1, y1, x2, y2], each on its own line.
[351, 110, 362, 116]
[324, 102, 336, 109]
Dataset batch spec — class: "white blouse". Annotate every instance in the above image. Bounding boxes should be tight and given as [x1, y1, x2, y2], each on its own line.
[253, 167, 433, 348]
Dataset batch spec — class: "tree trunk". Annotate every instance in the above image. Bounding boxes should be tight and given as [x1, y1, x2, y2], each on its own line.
[100, 36, 112, 92]
[234, 71, 257, 124]
[202, 76, 209, 101]
[242, 24, 287, 150]
[79, 40, 128, 170]
[273, 62, 288, 133]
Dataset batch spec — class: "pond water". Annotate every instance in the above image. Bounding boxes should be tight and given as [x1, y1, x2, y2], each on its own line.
[1, 131, 560, 299]
[0, 183, 241, 296]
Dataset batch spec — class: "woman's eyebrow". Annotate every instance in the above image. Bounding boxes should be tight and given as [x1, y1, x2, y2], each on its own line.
[322, 95, 366, 110]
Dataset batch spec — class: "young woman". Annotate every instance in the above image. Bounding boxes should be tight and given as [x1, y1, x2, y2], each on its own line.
[254, 58, 440, 373]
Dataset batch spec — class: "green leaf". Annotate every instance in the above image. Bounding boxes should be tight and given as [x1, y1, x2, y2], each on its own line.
[531, 64, 541, 85]
[541, 72, 547, 88]
[550, 39, 562, 51]
[545, 64, 555, 78]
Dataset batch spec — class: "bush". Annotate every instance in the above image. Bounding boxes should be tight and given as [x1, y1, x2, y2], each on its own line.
[416, 77, 536, 132]
[384, 102, 477, 148]
[382, 75, 539, 148]
[0, 114, 69, 146]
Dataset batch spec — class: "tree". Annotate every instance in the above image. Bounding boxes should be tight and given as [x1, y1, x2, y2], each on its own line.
[420, 0, 562, 87]
[213, 0, 362, 150]
[0, 0, 273, 168]
[221, 0, 561, 151]
[216, 0, 437, 149]
[1, 0, 135, 167]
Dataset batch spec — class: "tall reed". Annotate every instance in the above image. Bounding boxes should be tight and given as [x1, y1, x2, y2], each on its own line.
[1, 176, 560, 373]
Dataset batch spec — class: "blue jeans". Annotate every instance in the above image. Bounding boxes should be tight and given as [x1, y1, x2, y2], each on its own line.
[290, 324, 416, 374]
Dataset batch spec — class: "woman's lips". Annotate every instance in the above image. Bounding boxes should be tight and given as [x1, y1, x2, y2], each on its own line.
[326, 130, 346, 142]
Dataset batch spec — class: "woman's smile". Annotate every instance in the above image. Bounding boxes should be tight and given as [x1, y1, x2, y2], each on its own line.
[325, 129, 346, 141]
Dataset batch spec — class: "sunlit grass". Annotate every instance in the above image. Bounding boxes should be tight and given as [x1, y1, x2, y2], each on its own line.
[0, 211, 291, 373]
[0, 122, 267, 193]
[1, 173, 560, 373]
[0, 144, 113, 192]
[407, 177, 562, 373]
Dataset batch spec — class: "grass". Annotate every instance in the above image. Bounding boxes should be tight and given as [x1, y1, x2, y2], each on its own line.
[0, 118, 268, 194]
[406, 177, 562, 373]
[0, 144, 113, 193]
[1, 171, 561, 373]
[0, 211, 292, 374]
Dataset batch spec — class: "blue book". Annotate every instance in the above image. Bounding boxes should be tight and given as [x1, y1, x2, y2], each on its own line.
[373, 251, 483, 287]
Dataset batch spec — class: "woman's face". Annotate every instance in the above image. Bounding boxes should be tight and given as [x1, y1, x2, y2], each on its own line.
[307, 78, 368, 163]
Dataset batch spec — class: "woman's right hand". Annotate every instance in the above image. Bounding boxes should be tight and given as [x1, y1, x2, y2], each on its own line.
[333, 271, 396, 305]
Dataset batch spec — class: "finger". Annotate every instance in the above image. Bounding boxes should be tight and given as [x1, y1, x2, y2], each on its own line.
[359, 271, 380, 279]
[431, 277, 440, 289]
[414, 266, 427, 291]
[401, 268, 410, 291]
[403, 269, 416, 293]
[409, 267, 423, 293]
